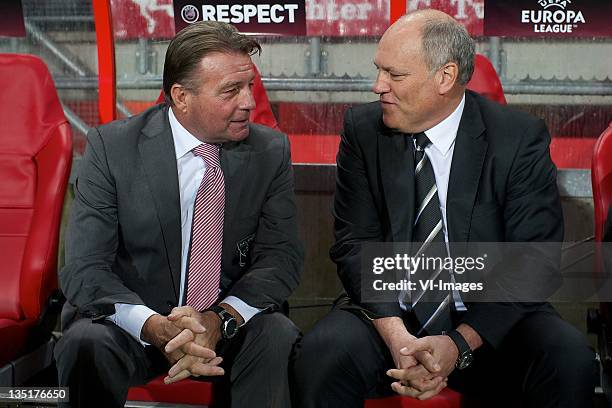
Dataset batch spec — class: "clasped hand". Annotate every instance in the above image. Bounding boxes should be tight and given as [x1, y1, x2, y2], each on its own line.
[142, 306, 224, 384]
[386, 335, 458, 400]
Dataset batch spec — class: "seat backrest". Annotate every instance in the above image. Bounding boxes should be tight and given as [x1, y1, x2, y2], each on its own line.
[467, 54, 507, 105]
[592, 122, 612, 244]
[0, 54, 72, 322]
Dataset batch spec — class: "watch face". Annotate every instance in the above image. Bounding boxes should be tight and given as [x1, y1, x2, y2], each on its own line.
[222, 318, 238, 339]
[457, 352, 474, 370]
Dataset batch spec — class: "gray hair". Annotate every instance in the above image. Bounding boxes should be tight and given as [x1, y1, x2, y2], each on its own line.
[420, 18, 475, 85]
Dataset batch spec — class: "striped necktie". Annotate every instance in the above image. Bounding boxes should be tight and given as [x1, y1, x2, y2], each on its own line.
[185, 143, 225, 311]
[410, 132, 452, 335]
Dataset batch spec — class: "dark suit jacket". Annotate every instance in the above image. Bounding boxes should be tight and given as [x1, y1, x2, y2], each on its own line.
[60, 104, 303, 327]
[330, 91, 563, 348]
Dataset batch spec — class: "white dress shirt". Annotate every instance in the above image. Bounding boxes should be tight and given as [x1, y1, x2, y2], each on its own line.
[406, 93, 467, 311]
[108, 107, 261, 345]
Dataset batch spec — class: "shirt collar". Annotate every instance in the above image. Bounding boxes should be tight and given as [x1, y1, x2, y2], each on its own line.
[423, 93, 465, 157]
[168, 107, 202, 160]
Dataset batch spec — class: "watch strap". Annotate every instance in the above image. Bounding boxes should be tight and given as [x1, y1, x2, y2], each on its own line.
[206, 305, 226, 317]
[447, 329, 470, 356]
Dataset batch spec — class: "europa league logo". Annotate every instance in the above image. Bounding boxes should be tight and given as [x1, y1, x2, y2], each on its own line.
[181, 5, 199, 24]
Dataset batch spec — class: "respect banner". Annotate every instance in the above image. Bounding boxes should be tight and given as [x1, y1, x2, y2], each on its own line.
[173, 0, 307, 36]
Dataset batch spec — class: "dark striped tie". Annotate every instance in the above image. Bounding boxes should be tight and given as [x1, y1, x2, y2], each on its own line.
[410, 132, 452, 335]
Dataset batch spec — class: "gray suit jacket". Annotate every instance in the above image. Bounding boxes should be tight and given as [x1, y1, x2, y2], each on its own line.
[60, 104, 303, 326]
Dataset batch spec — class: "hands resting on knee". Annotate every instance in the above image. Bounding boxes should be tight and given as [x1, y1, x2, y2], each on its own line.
[140, 305, 226, 384]
[386, 334, 458, 400]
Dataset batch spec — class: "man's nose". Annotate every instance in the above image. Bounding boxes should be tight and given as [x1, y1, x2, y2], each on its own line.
[372, 71, 389, 94]
[240, 87, 256, 110]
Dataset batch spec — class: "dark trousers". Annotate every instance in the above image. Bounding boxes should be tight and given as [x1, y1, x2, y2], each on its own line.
[292, 307, 597, 408]
[55, 312, 299, 408]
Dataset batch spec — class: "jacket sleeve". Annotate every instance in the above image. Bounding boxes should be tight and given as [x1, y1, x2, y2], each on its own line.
[459, 118, 564, 348]
[330, 108, 402, 318]
[227, 134, 304, 310]
[60, 127, 145, 318]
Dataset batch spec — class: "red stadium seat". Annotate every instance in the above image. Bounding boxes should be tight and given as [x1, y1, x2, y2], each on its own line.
[0, 54, 72, 385]
[126, 375, 213, 406]
[587, 122, 612, 375]
[592, 122, 612, 247]
[467, 54, 507, 105]
[365, 388, 463, 408]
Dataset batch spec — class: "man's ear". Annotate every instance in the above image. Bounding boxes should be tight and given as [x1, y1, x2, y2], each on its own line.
[437, 62, 459, 95]
[171, 84, 189, 112]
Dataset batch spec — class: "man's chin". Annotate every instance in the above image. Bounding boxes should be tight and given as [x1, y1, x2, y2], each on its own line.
[228, 126, 250, 142]
[381, 114, 398, 131]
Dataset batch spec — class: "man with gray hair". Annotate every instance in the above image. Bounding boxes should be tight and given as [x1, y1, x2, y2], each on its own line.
[56, 21, 302, 407]
[293, 9, 594, 407]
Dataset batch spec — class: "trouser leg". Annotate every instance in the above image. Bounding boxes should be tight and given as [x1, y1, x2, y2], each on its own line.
[293, 308, 394, 408]
[450, 310, 597, 408]
[213, 312, 300, 408]
[55, 319, 158, 408]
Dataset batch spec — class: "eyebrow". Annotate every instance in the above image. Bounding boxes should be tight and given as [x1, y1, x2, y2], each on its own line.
[219, 80, 246, 90]
[373, 62, 409, 75]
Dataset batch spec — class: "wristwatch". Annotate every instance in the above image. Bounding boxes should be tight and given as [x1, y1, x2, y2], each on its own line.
[207, 305, 239, 340]
[446, 330, 474, 370]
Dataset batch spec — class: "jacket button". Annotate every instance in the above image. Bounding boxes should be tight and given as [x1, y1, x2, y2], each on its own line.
[166, 301, 174, 307]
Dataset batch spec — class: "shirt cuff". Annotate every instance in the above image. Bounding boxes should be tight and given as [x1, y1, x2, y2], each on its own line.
[107, 304, 158, 347]
[221, 296, 262, 325]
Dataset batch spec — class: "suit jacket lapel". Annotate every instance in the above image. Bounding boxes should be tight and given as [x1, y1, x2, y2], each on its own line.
[447, 92, 487, 243]
[379, 125, 415, 242]
[138, 105, 182, 301]
[220, 136, 251, 257]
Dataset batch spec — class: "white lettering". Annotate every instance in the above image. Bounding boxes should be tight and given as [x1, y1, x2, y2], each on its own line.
[373, 257, 385, 274]
[285, 4, 298, 23]
[217, 4, 229, 21]
[521, 9, 530, 23]
[230, 4, 243, 23]
[419, 280, 433, 291]
[340, 4, 357, 20]
[202, 5, 215, 21]
[536, 23, 574, 33]
[523, 9, 587, 25]
[270, 4, 284, 23]
[305, 1, 375, 21]
[257, 4, 271, 23]
[407, 0, 431, 12]
[243, 4, 257, 23]
[355, 3, 372, 19]
[307, 0, 324, 20]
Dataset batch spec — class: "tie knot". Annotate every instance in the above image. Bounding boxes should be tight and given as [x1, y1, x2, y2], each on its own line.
[414, 132, 431, 151]
[192, 143, 220, 168]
